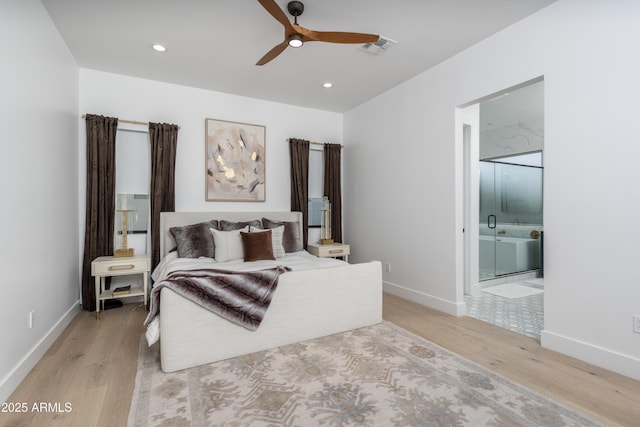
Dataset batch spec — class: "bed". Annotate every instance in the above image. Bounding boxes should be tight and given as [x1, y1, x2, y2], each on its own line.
[149, 211, 382, 372]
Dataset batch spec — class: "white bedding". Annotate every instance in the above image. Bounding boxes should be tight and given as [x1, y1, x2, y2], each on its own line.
[147, 250, 348, 345]
[152, 250, 346, 282]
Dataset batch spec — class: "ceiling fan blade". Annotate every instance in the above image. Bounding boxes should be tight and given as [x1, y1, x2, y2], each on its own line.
[297, 27, 379, 44]
[256, 40, 289, 66]
[257, 0, 294, 32]
[255, 1, 379, 65]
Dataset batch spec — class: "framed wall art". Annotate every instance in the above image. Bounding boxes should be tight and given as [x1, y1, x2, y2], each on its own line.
[205, 118, 266, 202]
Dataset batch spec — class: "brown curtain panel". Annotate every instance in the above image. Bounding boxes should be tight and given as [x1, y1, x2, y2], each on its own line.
[289, 138, 310, 249]
[149, 122, 179, 271]
[323, 143, 343, 243]
[82, 114, 118, 311]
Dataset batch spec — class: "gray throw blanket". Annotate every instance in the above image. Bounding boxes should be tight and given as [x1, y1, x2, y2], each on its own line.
[144, 266, 291, 331]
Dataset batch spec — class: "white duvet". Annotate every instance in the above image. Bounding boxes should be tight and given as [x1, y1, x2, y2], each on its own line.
[152, 250, 346, 281]
[146, 251, 347, 345]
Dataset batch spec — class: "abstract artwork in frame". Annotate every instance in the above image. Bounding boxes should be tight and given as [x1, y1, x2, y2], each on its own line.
[205, 118, 266, 201]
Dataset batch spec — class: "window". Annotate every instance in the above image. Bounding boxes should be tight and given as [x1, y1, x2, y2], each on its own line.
[115, 128, 150, 253]
[308, 148, 323, 227]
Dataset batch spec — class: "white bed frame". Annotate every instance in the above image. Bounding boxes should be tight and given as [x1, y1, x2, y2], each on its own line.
[157, 211, 382, 372]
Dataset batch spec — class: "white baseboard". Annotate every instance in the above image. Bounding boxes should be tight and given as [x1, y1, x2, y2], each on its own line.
[541, 329, 640, 381]
[383, 281, 465, 316]
[0, 301, 80, 402]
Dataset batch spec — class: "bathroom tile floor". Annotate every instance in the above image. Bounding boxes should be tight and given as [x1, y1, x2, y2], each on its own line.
[464, 279, 544, 340]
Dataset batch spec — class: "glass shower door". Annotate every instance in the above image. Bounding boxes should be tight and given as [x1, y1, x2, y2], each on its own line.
[479, 158, 543, 281]
[479, 161, 498, 280]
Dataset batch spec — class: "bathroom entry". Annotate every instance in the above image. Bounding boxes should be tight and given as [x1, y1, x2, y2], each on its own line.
[462, 78, 544, 289]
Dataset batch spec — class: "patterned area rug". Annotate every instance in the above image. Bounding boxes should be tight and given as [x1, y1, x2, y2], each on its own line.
[128, 322, 601, 426]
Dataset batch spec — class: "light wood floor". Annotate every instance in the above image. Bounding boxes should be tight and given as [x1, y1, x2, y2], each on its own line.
[3, 294, 640, 426]
[2, 304, 145, 427]
[384, 293, 640, 427]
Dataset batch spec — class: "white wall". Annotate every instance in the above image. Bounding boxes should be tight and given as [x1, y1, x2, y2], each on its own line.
[0, 0, 80, 401]
[344, 0, 640, 380]
[79, 69, 343, 249]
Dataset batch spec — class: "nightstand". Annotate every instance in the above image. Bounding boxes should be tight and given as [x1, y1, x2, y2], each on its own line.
[307, 242, 350, 263]
[91, 255, 150, 319]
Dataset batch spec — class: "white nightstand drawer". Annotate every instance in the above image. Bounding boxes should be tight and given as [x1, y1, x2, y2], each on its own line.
[321, 246, 349, 257]
[91, 256, 149, 276]
[308, 243, 350, 260]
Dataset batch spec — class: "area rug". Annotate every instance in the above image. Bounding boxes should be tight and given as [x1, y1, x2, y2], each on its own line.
[128, 322, 600, 427]
[481, 283, 544, 299]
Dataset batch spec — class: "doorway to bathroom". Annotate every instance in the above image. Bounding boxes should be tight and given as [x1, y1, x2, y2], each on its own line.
[462, 78, 544, 340]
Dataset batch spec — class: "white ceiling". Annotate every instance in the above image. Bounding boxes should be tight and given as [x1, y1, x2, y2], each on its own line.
[41, 0, 556, 113]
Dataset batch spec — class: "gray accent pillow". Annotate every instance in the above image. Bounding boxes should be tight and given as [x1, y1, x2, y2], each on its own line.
[169, 220, 219, 258]
[220, 219, 261, 231]
[262, 217, 303, 253]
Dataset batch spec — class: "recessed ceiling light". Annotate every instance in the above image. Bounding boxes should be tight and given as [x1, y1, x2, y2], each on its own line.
[152, 44, 166, 52]
[323, 82, 333, 88]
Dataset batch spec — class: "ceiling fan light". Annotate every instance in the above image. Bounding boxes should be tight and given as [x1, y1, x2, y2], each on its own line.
[288, 34, 303, 48]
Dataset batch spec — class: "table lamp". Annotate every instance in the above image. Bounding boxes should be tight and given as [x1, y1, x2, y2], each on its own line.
[319, 196, 333, 245]
[115, 209, 134, 257]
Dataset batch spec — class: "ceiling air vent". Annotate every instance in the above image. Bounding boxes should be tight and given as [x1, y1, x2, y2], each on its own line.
[359, 35, 396, 55]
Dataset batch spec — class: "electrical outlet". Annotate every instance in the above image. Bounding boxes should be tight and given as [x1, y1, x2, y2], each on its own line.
[386, 263, 391, 273]
[634, 315, 640, 334]
[29, 310, 34, 329]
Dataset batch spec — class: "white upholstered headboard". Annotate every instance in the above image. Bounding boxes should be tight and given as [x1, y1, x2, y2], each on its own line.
[159, 211, 303, 258]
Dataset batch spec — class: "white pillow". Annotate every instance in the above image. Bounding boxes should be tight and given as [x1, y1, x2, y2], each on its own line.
[249, 225, 285, 258]
[209, 226, 249, 262]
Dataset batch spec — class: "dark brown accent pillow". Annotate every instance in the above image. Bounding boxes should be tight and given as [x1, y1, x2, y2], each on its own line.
[262, 218, 303, 253]
[220, 219, 262, 231]
[241, 230, 275, 262]
[169, 220, 219, 258]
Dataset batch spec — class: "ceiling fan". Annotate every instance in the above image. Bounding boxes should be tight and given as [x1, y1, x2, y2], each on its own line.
[256, 0, 379, 65]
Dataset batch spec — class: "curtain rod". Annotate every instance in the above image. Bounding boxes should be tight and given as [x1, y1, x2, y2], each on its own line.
[289, 138, 343, 148]
[82, 115, 180, 129]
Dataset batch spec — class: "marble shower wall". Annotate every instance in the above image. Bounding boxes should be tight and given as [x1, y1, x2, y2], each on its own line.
[479, 118, 544, 159]
[479, 80, 544, 160]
